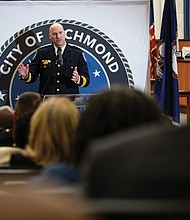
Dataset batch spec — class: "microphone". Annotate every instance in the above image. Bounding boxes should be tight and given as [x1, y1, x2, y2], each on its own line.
[57, 47, 63, 66]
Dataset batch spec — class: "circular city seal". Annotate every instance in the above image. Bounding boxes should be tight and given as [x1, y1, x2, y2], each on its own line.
[0, 19, 134, 108]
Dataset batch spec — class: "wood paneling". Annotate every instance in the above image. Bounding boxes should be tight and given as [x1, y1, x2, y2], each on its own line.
[178, 40, 190, 107]
[178, 39, 190, 51]
[177, 58, 190, 106]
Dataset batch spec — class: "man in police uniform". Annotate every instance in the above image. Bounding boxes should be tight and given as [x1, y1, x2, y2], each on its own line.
[17, 23, 90, 97]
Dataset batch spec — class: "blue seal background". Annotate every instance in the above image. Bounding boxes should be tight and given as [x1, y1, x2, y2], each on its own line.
[0, 20, 132, 108]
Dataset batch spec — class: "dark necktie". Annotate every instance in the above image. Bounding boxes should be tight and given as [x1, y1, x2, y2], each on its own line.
[57, 47, 63, 66]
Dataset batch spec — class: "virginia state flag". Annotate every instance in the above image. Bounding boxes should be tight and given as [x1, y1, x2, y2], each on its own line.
[150, 0, 157, 79]
[154, 0, 180, 125]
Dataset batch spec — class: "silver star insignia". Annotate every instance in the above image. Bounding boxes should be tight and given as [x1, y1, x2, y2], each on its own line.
[0, 91, 6, 101]
[93, 69, 100, 78]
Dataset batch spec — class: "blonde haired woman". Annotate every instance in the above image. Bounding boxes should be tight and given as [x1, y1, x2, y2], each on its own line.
[27, 96, 80, 187]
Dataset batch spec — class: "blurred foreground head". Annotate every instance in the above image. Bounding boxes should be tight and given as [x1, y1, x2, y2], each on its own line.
[75, 86, 164, 165]
[27, 97, 80, 166]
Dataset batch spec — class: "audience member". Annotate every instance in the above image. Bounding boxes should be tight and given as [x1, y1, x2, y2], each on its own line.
[81, 126, 190, 220]
[81, 122, 190, 220]
[14, 112, 33, 149]
[0, 105, 14, 129]
[74, 85, 168, 166]
[0, 92, 42, 147]
[13, 91, 42, 120]
[26, 96, 80, 187]
[0, 105, 14, 146]
[83, 122, 176, 198]
[0, 92, 42, 166]
[10, 112, 41, 169]
[76, 87, 190, 218]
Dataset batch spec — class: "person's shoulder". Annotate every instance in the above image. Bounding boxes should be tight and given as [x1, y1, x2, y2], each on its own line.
[37, 44, 53, 53]
[42, 162, 80, 183]
[67, 44, 82, 53]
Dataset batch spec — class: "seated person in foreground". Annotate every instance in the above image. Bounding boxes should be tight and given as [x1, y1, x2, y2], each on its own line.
[83, 122, 190, 200]
[25, 97, 80, 187]
[73, 85, 170, 166]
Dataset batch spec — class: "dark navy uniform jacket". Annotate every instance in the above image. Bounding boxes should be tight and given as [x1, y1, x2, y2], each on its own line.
[22, 43, 90, 96]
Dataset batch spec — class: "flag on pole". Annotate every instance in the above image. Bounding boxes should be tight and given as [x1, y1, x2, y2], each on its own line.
[150, 0, 157, 79]
[154, 0, 180, 125]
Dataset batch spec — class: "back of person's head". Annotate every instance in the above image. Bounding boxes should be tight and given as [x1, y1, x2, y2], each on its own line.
[12, 92, 42, 145]
[26, 97, 80, 166]
[14, 92, 42, 120]
[74, 85, 163, 165]
[0, 105, 14, 129]
[14, 112, 33, 149]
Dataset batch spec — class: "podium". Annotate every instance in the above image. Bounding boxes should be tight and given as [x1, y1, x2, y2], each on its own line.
[43, 93, 95, 112]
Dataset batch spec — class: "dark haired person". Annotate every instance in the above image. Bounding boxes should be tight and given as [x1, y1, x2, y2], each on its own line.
[0, 105, 14, 146]
[74, 86, 170, 166]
